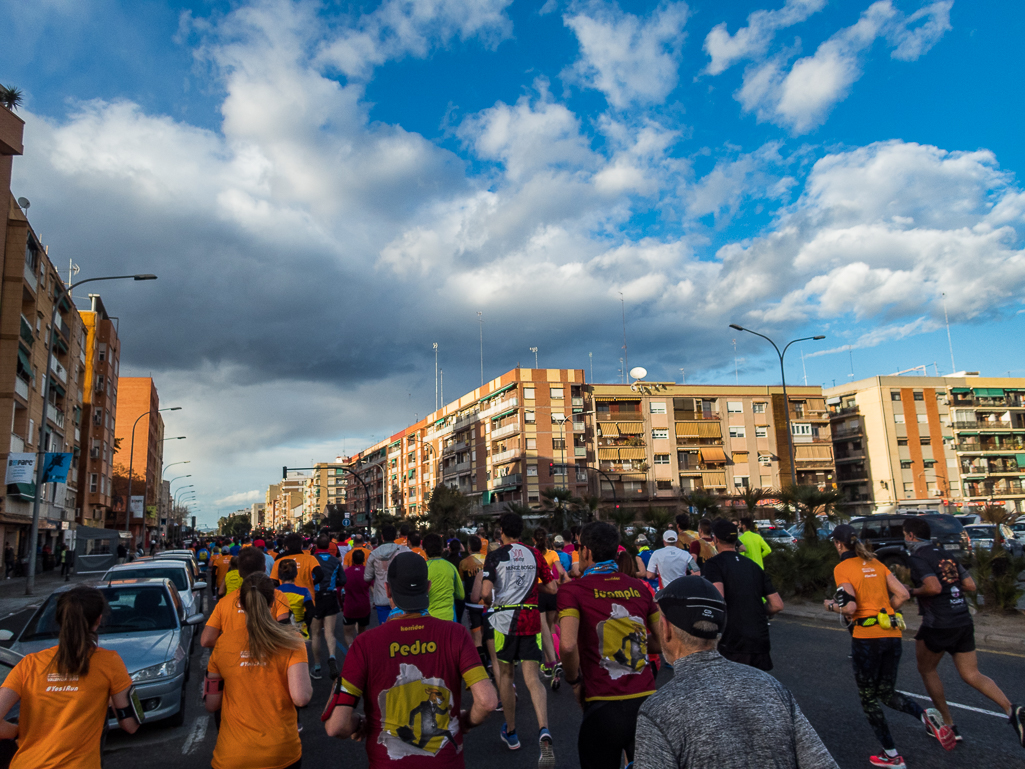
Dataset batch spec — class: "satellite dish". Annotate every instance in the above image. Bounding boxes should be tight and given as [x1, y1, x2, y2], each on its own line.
[629, 366, 647, 380]
[16, 197, 30, 211]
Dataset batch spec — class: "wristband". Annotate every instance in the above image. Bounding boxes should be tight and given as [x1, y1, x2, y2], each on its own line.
[564, 674, 582, 686]
[203, 675, 224, 697]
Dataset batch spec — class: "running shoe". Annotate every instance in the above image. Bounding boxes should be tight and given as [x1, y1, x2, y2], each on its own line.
[538, 728, 555, 769]
[495, 699, 503, 712]
[550, 662, 562, 692]
[540, 664, 554, 678]
[310, 666, 323, 680]
[500, 725, 520, 750]
[868, 754, 905, 768]
[922, 708, 957, 750]
[1011, 704, 1025, 748]
[328, 657, 339, 680]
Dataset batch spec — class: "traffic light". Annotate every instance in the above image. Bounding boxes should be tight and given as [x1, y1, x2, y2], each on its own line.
[549, 462, 555, 475]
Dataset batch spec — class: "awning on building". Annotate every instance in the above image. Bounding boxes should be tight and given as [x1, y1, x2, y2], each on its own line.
[618, 422, 644, 435]
[594, 395, 640, 402]
[481, 382, 517, 402]
[958, 431, 978, 436]
[700, 447, 728, 463]
[950, 387, 971, 393]
[676, 422, 722, 438]
[973, 388, 1006, 397]
[17, 347, 31, 372]
[491, 408, 518, 422]
[1016, 454, 1025, 469]
[700, 471, 727, 487]
[598, 448, 620, 461]
[619, 447, 646, 460]
[599, 423, 620, 437]
[796, 444, 833, 459]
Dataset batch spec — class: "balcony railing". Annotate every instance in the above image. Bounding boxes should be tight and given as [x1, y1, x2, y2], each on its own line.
[443, 440, 468, 454]
[14, 377, 29, 400]
[954, 441, 1025, 453]
[492, 473, 523, 489]
[50, 356, 67, 384]
[46, 404, 65, 429]
[480, 397, 518, 420]
[24, 262, 37, 291]
[491, 423, 520, 441]
[20, 315, 34, 347]
[9, 434, 24, 453]
[492, 447, 522, 465]
[963, 480, 1024, 497]
[954, 420, 1013, 430]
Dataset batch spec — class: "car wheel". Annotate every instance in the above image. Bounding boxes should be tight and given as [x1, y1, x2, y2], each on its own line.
[166, 680, 188, 728]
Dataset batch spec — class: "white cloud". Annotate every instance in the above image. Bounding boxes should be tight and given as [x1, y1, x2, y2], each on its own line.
[214, 489, 263, 507]
[563, 1, 689, 109]
[807, 317, 941, 357]
[703, 0, 826, 75]
[734, 1, 954, 133]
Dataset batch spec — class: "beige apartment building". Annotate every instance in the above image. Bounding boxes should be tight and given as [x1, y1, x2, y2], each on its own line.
[337, 369, 834, 523]
[825, 375, 1025, 516]
[305, 459, 350, 521]
[265, 473, 308, 530]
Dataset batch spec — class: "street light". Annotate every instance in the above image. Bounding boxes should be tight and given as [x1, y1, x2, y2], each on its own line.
[168, 475, 191, 485]
[174, 486, 195, 504]
[26, 273, 157, 595]
[163, 460, 190, 474]
[163, 436, 186, 441]
[729, 324, 825, 487]
[126, 406, 181, 536]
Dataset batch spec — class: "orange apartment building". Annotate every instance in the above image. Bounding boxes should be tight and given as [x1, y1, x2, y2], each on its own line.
[112, 378, 165, 545]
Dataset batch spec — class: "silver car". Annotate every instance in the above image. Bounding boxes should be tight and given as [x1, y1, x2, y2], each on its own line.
[10, 578, 203, 728]
[102, 560, 207, 625]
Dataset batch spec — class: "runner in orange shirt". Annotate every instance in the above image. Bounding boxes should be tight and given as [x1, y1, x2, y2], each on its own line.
[408, 531, 428, 560]
[203, 548, 291, 649]
[205, 574, 312, 769]
[271, 533, 324, 604]
[0, 586, 141, 768]
[343, 534, 372, 567]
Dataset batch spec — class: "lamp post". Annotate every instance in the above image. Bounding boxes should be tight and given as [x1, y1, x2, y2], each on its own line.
[125, 406, 181, 537]
[174, 486, 194, 505]
[729, 325, 825, 487]
[26, 273, 157, 595]
[168, 475, 191, 486]
[163, 460, 190, 474]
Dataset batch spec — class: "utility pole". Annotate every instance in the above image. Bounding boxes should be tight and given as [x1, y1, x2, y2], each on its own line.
[619, 293, 628, 375]
[942, 292, 956, 373]
[733, 338, 739, 385]
[477, 311, 484, 386]
[530, 347, 538, 368]
[433, 343, 439, 411]
[588, 352, 593, 383]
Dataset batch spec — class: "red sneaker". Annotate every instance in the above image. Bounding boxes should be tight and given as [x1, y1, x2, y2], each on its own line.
[869, 754, 906, 768]
[922, 708, 957, 750]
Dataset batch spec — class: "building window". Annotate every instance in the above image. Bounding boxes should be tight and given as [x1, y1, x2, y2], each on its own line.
[790, 423, 811, 436]
[526, 465, 538, 477]
[652, 428, 669, 440]
[552, 438, 566, 450]
[900, 461, 912, 469]
[733, 476, 749, 489]
[654, 454, 670, 465]
[650, 402, 667, 414]
[897, 438, 908, 446]
[923, 460, 936, 468]
[903, 482, 914, 493]
[656, 480, 672, 490]
[894, 414, 905, 424]
[623, 481, 644, 493]
[758, 454, 771, 466]
[550, 387, 564, 399]
[891, 391, 901, 401]
[913, 391, 924, 401]
[755, 426, 768, 438]
[528, 492, 540, 503]
[727, 401, 743, 413]
[525, 410, 535, 423]
[89, 474, 98, 493]
[526, 438, 537, 450]
[730, 426, 747, 439]
[920, 437, 931, 445]
[524, 387, 535, 400]
[752, 402, 766, 414]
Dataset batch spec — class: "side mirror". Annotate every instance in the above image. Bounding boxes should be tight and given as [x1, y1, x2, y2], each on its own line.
[185, 613, 205, 626]
[193, 581, 208, 590]
[0, 630, 13, 641]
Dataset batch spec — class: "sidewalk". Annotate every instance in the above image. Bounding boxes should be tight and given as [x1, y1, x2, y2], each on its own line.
[0, 568, 97, 618]
[782, 597, 1025, 653]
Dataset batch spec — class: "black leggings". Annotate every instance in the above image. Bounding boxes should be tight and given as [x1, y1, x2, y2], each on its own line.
[577, 697, 647, 769]
[851, 637, 923, 751]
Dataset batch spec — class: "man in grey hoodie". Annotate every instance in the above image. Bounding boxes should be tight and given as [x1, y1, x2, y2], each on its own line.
[364, 523, 409, 625]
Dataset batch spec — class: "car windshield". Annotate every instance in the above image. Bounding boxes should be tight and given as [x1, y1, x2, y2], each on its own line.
[21, 586, 178, 640]
[965, 526, 994, 539]
[104, 567, 188, 591]
[1012, 523, 1025, 532]
[923, 516, 963, 536]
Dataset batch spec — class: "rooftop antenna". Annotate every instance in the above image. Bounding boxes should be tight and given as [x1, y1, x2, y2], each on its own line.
[619, 358, 624, 384]
[588, 352, 593, 383]
[440, 369, 444, 405]
[680, 368, 685, 384]
[801, 346, 808, 386]
[848, 346, 855, 380]
[477, 311, 484, 386]
[941, 292, 956, 374]
[67, 260, 80, 288]
[16, 197, 29, 212]
[733, 339, 739, 384]
[619, 292, 628, 375]
[433, 343, 439, 411]
[530, 347, 538, 368]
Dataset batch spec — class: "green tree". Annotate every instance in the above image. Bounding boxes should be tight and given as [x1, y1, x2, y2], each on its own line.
[219, 513, 252, 539]
[424, 483, 472, 532]
[540, 487, 584, 532]
[1, 85, 23, 112]
[778, 485, 845, 542]
[978, 503, 1014, 550]
[683, 491, 721, 520]
[606, 506, 636, 539]
[642, 506, 675, 540]
[730, 487, 775, 518]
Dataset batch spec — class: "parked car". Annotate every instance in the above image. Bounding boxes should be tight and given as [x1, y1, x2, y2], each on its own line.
[955, 514, 983, 527]
[758, 525, 795, 547]
[136, 553, 200, 582]
[10, 579, 204, 728]
[963, 524, 1024, 557]
[850, 513, 968, 570]
[102, 559, 207, 626]
[1010, 521, 1025, 543]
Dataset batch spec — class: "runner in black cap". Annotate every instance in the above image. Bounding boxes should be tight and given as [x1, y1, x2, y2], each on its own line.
[324, 553, 498, 769]
[633, 576, 837, 769]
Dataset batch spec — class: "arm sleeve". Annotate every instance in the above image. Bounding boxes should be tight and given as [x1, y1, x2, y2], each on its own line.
[456, 626, 489, 686]
[337, 639, 367, 707]
[791, 696, 840, 769]
[908, 555, 934, 584]
[689, 541, 701, 557]
[364, 555, 375, 582]
[206, 597, 225, 630]
[701, 557, 721, 584]
[2, 658, 26, 699]
[633, 709, 678, 769]
[288, 643, 309, 667]
[760, 537, 772, 558]
[311, 565, 324, 588]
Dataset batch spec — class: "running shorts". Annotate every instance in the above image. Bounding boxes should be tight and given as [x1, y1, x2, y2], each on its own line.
[342, 613, 370, 628]
[538, 591, 557, 614]
[494, 630, 543, 664]
[313, 591, 340, 619]
[578, 697, 647, 769]
[467, 607, 484, 630]
[916, 623, 975, 655]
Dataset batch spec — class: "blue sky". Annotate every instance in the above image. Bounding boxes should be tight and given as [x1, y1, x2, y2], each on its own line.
[2, 0, 1023, 524]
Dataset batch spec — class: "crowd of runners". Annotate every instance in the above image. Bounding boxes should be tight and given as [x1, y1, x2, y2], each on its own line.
[1, 511, 1024, 769]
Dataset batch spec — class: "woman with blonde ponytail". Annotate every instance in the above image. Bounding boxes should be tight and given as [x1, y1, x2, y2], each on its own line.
[205, 572, 311, 769]
[0, 586, 139, 768]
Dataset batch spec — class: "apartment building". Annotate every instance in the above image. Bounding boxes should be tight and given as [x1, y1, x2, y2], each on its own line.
[825, 375, 1025, 516]
[591, 383, 834, 510]
[0, 199, 88, 556]
[306, 459, 350, 520]
[111, 378, 165, 546]
[76, 294, 120, 522]
[265, 473, 308, 530]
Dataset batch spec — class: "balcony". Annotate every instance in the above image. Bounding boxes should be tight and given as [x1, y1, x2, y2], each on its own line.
[443, 460, 471, 477]
[24, 262, 36, 292]
[492, 422, 520, 441]
[50, 356, 67, 384]
[954, 420, 1012, 430]
[492, 447, 522, 465]
[954, 441, 1025, 453]
[14, 377, 29, 400]
[492, 473, 522, 490]
[480, 397, 518, 419]
[46, 404, 65, 429]
[19, 315, 33, 347]
[574, 447, 587, 457]
[963, 480, 1025, 497]
[443, 440, 468, 454]
[9, 434, 24, 453]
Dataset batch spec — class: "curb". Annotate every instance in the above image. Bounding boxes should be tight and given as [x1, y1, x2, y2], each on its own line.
[778, 604, 1025, 654]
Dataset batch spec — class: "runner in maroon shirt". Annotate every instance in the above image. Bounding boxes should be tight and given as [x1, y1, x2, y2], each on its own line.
[558, 521, 662, 769]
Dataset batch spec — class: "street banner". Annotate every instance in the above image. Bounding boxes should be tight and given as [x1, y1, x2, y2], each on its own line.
[42, 453, 73, 483]
[130, 496, 145, 518]
[5, 453, 36, 484]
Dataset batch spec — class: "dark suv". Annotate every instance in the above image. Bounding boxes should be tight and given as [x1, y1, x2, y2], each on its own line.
[849, 514, 969, 570]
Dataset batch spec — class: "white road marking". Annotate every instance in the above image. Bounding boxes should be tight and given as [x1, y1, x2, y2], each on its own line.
[896, 690, 1008, 718]
[181, 714, 209, 754]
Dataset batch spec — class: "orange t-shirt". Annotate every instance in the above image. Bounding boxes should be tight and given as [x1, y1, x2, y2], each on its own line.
[410, 547, 427, 560]
[479, 538, 489, 556]
[211, 554, 233, 589]
[394, 536, 408, 546]
[3, 646, 132, 769]
[207, 591, 293, 646]
[541, 549, 561, 582]
[271, 553, 320, 604]
[343, 545, 372, 567]
[209, 634, 307, 769]
[833, 556, 901, 640]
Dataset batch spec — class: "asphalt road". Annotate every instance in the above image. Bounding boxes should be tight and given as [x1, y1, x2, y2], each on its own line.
[5, 592, 1025, 769]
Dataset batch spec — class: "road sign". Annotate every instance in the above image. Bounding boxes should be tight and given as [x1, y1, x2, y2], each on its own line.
[343, 518, 351, 527]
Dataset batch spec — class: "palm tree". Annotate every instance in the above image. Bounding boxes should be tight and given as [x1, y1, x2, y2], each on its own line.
[642, 506, 675, 540]
[731, 487, 774, 518]
[503, 501, 532, 516]
[683, 491, 721, 520]
[540, 487, 584, 532]
[579, 494, 601, 522]
[978, 503, 1014, 550]
[778, 485, 845, 542]
[1, 85, 23, 112]
[607, 506, 635, 539]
